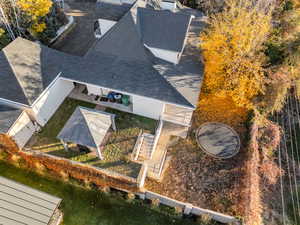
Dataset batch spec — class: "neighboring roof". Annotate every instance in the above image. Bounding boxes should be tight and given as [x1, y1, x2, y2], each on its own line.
[0, 38, 79, 106]
[95, 0, 133, 21]
[137, 7, 191, 52]
[0, 176, 62, 225]
[0, 104, 22, 133]
[57, 107, 114, 148]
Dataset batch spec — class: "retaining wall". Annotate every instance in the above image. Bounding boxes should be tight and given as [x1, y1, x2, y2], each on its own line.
[137, 191, 238, 224]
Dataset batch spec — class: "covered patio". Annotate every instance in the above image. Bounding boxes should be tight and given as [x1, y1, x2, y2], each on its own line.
[57, 106, 116, 160]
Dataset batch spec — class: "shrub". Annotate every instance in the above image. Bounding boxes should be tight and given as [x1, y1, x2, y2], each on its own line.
[253, 69, 291, 115]
[35, 162, 47, 175]
[174, 206, 182, 215]
[197, 0, 226, 14]
[257, 119, 281, 156]
[150, 198, 160, 208]
[0, 150, 8, 160]
[265, 42, 285, 65]
[198, 213, 213, 225]
[260, 159, 284, 185]
[59, 170, 69, 182]
[0, 28, 11, 50]
[284, 0, 294, 11]
[126, 192, 136, 202]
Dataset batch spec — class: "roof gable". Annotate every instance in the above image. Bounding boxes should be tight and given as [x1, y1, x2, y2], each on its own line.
[137, 8, 191, 53]
[0, 38, 80, 106]
[57, 107, 113, 148]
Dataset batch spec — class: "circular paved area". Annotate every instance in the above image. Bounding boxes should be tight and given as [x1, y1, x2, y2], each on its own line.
[196, 122, 240, 159]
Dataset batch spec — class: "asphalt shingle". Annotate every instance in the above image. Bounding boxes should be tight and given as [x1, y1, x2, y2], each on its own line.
[0, 104, 22, 133]
[137, 7, 191, 53]
[0, 38, 80, 105]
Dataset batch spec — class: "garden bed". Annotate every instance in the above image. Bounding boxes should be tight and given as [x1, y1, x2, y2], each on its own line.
[26, 98, 157, 178]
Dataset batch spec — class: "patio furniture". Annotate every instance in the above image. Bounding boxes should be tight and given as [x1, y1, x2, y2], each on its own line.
[57, 106, 116, 160]
[195, 122, 240, 159]
[114, 93, 123, 100]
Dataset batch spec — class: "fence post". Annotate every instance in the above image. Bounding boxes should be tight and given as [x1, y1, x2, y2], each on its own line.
[137, 163, 148, 188]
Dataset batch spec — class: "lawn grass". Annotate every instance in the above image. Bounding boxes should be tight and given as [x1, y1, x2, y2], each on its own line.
[0, 161, 199, 225]
[34, 98, 96, 144]
[27, 98, 157, 178]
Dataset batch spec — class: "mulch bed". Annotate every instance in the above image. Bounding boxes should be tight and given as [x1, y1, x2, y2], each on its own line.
[145, 136, 247, 216]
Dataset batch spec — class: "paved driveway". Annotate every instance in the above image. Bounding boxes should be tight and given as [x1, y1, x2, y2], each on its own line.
[51, 0, 131, 56]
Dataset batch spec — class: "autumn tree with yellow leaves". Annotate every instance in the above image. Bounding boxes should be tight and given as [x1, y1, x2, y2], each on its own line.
[17, 0, 52, 33]
[200, 0, 273, 109]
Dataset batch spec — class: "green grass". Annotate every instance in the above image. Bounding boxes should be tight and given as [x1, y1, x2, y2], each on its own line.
[27, 98, 157, 178]
[0, 161, 200, 225]
[35, 98, 96, 144]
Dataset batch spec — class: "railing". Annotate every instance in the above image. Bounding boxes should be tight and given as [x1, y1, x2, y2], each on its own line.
[157, 146, 168, 177]
[162, 111, 192, 126]
[132, 130, 144, 161]
[137, 163, 148, 188]
[149, 119, 163, 159]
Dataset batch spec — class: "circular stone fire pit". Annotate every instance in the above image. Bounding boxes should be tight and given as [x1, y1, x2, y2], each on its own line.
[196, 122, 240, 159]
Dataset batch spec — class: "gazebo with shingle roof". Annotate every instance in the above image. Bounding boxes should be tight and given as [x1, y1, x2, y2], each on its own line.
[57, 106, 116, 159]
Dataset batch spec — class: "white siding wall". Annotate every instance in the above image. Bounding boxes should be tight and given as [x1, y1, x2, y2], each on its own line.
[160, 1, 176, 10]
[8, 112, 37, 148]
[32, 79, 74, 126]
[145, 46, 179, 64]
[97, 0, 135, 5]
[87, 85, 110, 96]
[99, 19, 117, 37]
[132, 95, 164, 120]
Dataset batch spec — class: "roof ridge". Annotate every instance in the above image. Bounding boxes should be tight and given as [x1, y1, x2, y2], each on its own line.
[78, 107, 99, 148]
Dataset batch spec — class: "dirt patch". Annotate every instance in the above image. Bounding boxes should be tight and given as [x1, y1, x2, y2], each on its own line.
[146, 137, 247, 215]
[146, 93, 249, 216]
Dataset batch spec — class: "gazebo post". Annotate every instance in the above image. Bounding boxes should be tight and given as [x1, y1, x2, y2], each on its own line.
[96, 146, 104, 160]
[61, 140, 68, 151]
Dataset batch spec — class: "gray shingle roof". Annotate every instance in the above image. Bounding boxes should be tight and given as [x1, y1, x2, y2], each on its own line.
[57, 107, 114, 148]
[0, 1, 204, 109]
[0, 176, 61, 225]
[63, 53, 194, 107]
[0, 38, 80, 106]
[88, 4, 149, 62]
[95, 0, 133, 21]
[137, 7, 191, 52]
[151, 8, 206, 106]
[0, 104, 22, 133]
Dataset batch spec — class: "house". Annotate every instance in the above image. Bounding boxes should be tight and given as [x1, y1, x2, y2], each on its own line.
[0, 176, 62, 225]
[0, 0, 204, 150]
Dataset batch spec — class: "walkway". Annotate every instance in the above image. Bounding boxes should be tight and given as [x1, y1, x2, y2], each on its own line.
[51, 0, 131, 56]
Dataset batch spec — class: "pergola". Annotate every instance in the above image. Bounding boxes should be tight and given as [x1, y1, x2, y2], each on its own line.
[57, 106, 116, 159]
